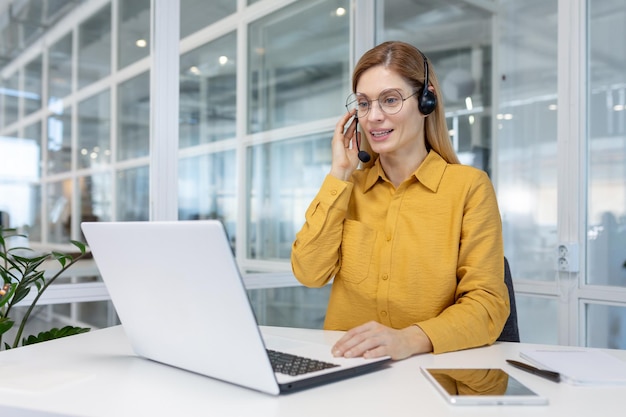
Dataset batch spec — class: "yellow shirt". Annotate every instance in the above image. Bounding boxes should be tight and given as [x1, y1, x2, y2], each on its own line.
[291, 151, 509, 354]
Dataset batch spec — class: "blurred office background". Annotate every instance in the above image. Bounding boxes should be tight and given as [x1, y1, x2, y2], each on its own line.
[0, 0, 625, 349]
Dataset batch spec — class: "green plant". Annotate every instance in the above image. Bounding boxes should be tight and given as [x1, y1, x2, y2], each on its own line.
[0, 226, 90, 350]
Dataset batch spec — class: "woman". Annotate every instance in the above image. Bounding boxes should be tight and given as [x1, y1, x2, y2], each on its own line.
[291, 41, 509, 360]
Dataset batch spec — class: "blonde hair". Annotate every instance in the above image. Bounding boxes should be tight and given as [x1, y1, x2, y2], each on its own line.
[352, 41, 460, 166]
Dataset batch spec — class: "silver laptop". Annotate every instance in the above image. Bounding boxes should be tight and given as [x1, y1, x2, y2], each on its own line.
[81, 220, 390, 395]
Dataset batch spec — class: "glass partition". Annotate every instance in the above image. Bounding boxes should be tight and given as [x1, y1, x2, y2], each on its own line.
[248, 285, 331, 328]
[77, 90, 111, 169]
[117, 72, 150, 161]
[117, 166, 149, 221]
[496, 0, 559, 281]
[1, 72, 19, 127]
[8, 300, 119, 342]
[586, 303, 626, 348]
[0, 127, 41, 238]
[248, 0, 350, 133]
[78, 4, 111, 89]
[78, 173, 112, 241]
[179, 150, 237, 241]
[47, 106, 72, 174]
[23, 183, 42, 242]
[118, 0, 151, 69]
[517, 295, 558, 345]
[52, 300, 118, 329]
[48, 33, 73, 106]
[247, 132, 331, 260]
[19, 123, 42, 240]
[179, 32, 237, 147]
[587, 0, 626, 288]
[47, 179, 73, 243]
[24, 55, 43, 116]
[22, 122, 42, 180]
[180, 0, 236, 39]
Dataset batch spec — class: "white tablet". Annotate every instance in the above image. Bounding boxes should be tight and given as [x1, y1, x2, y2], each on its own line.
[421, 367, 549, 405]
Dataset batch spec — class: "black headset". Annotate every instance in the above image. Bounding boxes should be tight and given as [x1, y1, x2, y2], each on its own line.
[417, 50, 436, 115]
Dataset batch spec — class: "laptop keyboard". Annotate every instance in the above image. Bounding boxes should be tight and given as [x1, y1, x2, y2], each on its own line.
[267, 349, 339, 376]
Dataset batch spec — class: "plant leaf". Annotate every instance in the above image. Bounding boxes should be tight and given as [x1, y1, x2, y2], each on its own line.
[0, 317, 15, 335]
[70, 240, 87, 254]
[0, 252, 23, 274]
[22, 326, 91, 346]
[10, 286, 32, 305]
[52, 252, 69, 267]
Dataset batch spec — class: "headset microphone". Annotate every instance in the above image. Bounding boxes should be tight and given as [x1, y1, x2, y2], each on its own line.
[354, 119, 371, 163]
[358, 147, 371, 163]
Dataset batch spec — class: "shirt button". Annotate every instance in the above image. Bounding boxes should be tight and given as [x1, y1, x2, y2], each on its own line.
[330, 189, 337, 196]
[382, 274, 388, 280]
[386, 235, 391, 241]
[380, 311, 388, 317]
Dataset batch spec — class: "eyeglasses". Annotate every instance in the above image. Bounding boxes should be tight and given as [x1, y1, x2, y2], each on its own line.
[345, 88, 418, 118]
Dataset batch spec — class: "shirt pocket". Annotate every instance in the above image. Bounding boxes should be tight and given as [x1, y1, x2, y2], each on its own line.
[339, 219, 376, 284]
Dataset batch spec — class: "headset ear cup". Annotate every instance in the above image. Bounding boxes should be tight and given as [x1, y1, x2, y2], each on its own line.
[419, 88, 437, 115]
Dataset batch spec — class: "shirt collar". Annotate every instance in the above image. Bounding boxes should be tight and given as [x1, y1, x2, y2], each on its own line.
[415, 151, 447, 192]
[362, 150, 448, 193]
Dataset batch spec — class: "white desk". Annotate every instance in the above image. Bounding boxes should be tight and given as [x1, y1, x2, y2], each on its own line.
[1, 326, 625, 417]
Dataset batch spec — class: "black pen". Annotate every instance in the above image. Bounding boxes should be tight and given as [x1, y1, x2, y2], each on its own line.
[506, 359, 561, 383]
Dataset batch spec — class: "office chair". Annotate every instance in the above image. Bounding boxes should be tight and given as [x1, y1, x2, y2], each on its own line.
[497, 257, 520, 342]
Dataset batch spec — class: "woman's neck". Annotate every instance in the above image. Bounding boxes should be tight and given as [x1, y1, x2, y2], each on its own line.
[380, 145, 429, 188]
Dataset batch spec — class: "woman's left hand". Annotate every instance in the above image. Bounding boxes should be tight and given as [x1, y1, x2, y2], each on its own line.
[331, 321, 433, 360]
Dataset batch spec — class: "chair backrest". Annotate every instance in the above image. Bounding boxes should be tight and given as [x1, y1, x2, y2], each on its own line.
[497, 257, 520, 342]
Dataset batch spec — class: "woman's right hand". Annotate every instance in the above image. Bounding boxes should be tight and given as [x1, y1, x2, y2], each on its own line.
[329, 110, 362, 181]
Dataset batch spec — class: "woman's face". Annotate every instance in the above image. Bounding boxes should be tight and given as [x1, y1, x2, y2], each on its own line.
[355, 66, 425, 158]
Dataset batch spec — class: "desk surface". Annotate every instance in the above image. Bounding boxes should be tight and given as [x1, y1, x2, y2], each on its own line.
[1, 325, 626, 417]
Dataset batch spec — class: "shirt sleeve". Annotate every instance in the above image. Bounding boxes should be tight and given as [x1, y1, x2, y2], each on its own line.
[416, 170, 509, 354]
[291, 174, 354, 288]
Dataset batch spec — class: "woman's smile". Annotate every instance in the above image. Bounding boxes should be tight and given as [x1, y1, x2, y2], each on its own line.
[369, 128, 394, 141]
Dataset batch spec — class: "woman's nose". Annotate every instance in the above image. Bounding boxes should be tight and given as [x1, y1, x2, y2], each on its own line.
[367, 100, 385, 120]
